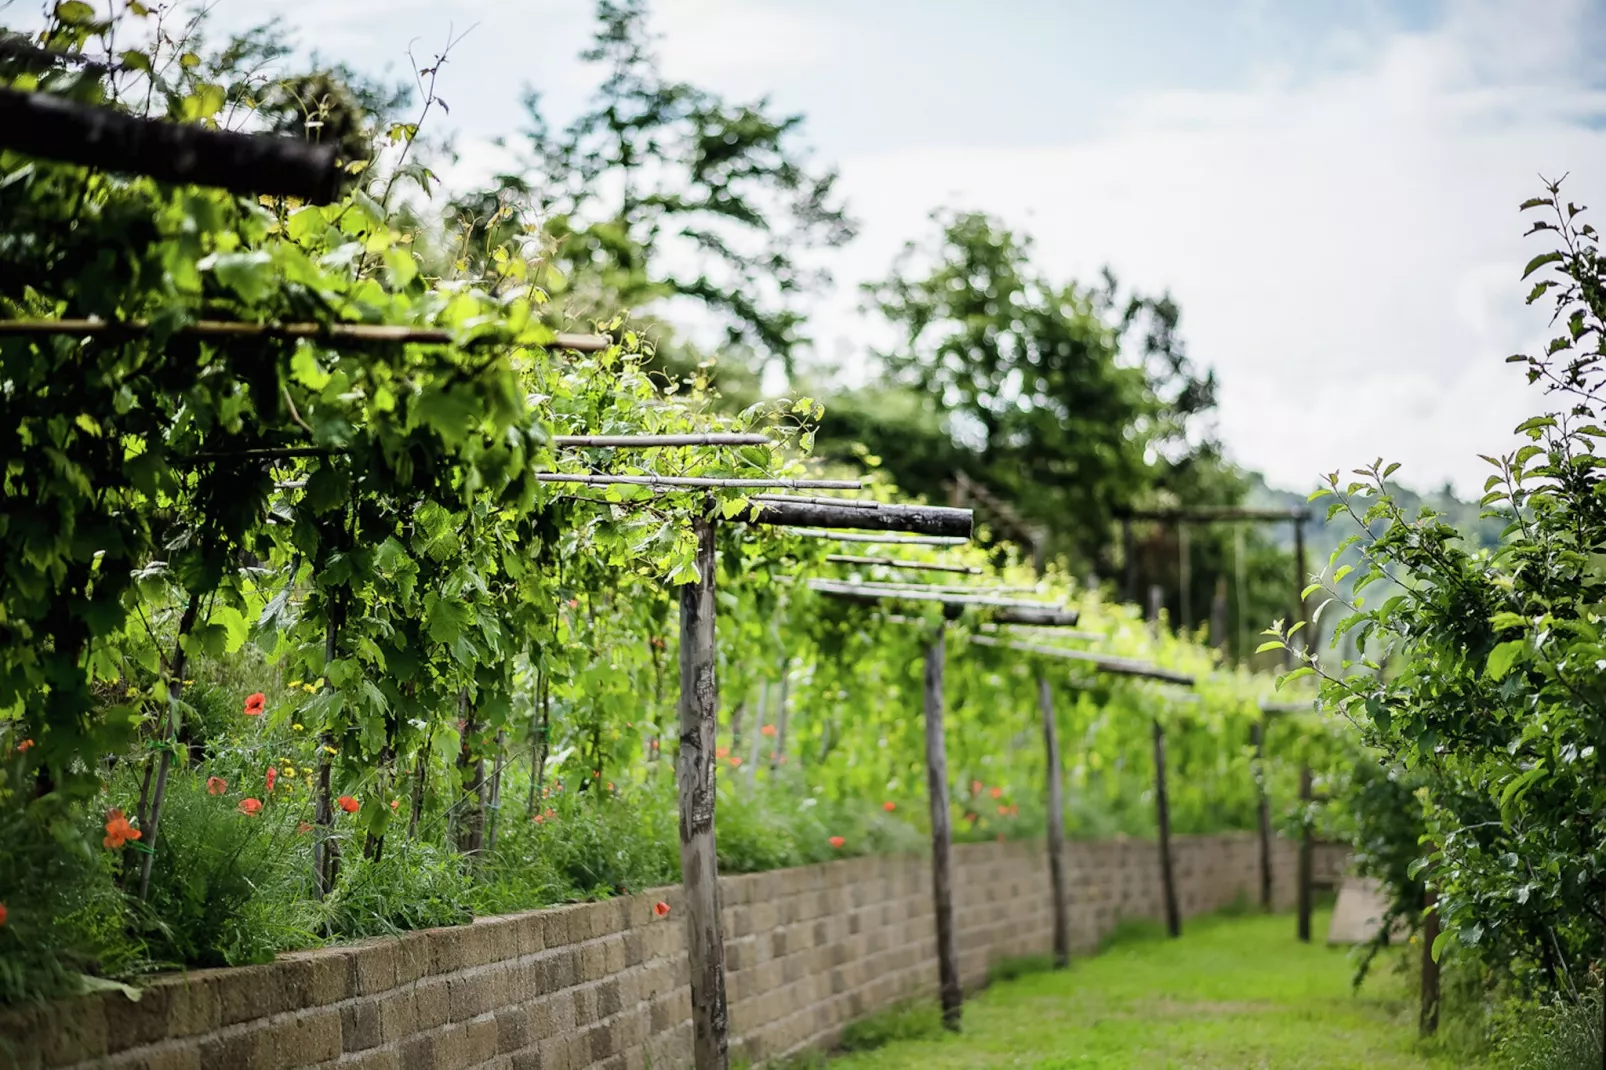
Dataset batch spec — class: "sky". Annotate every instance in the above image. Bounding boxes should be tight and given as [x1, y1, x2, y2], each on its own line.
[23, 0, 1606, 496]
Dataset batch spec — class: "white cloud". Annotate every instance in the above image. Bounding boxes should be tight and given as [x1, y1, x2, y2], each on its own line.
[803, 0, 1606, 496]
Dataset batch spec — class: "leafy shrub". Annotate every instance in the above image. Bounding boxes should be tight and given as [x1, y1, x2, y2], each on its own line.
[322, 839, 475, 939]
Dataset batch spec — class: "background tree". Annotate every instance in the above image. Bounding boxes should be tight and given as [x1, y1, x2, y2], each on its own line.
[449, 0, 853, 374]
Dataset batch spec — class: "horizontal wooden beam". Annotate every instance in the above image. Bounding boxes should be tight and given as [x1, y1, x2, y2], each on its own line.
[1119, 506, 1308, 523]
[834, 580, 1039, 597]
[0, 85, 341, 202]
[1258, 700, 1314, 714]
[0, 319, 612, 352]
[980, 623, 1103, 642]
[825, 555, 982, 575]
[969, 634, 1194, 685]
[808, 580, 1079, 625]
[536, 473, 861, 491]
[753, 500, 972, 539]
[553, 433, 770, 448]
[784, 529, 969, 547]
[752, 494, 881, 510]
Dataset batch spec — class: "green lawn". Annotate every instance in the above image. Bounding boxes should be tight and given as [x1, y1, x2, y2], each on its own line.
[820, 910, 1470, 1070]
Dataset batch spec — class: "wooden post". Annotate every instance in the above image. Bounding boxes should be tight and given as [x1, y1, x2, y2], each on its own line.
[677, 515, 729, 1070]
[1122, 518, 1136, 603]
[1152, 717, 1180, 938]
[1252, 719, 1273, 911]
[1038, 673, 1070, 968]
[1146, 584, 1163, 630]
[1420, 884, 1440, 1036]
[923, 620, 962, 1030]
[1178, 522, 1192, 635]
[1297, 764, 1314, 943]
[1210, 576, 1229, 653]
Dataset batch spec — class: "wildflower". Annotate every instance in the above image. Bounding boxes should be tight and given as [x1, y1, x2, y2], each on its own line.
[729, 756, 742, 768]
[829, 836, 846, 849]
[284, 765, 297, 776]
[0, 903, 7, 927]
[390, 799, 400, 811]
[997, 805, 1009, 816]
[206, 776, 228, 796]
[238, 798, 262, 816]
[292, 723, 304, 732]
[337, 795, 360, 814]
[650, 739, 660, 751]
[534, 813, 545, 824]
[654, 901, 671, 918]
[16, 739, 33, 753]
[323, 745, 337, 755]
[297, 821, 313, 835]
[592, 770, 600, 779]
[103, 809, 141, 849]
[883, 801, 896, 812]
[715, 747, 730, 759]
[244, 692, 266, 716]
[566, 599, 579, 609]
[543, 808, 556, 820]
[265, 767, 277, 793]
[760, 724, 776, 737]
[606, 783, 615, 792]
[989, 786, 1003, 799]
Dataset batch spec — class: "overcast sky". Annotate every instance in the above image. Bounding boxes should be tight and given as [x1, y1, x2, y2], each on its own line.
[27, 0, 1606, 496]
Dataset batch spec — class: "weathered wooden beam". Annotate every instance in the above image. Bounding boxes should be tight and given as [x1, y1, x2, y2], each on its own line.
[753, 500, 972, 538]
[1038, 673, 1070, 968]
[786, 529, 968, 546]
[825, 554, 982, 576]
[553, 433, 770, 448]
[751, 494, 880, 510]
[828, 580, 1039, 597]
[0, 85, 341, 202]
[923, 621, 962, 1030]
[537, 473, 861, 491]
[808, 580, 1080, 626]
[981, 623, 1103, 643]
[677, 516, 729, 1069]
[0, 318, 612, 352]
[968, 634, 1193, 685]
[1153, 718, 1181, 939]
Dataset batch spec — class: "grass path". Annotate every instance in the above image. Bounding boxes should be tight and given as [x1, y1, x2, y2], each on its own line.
[818, 910, 1470, 1070]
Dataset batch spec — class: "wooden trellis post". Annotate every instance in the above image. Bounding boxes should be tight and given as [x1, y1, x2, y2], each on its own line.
[923, 616, 962, 1029]
[1152, 716, 1181, 938]
[1038, 672, 1070, 968]
[1297, 763, 1314, 943]
[1252, 718, 1273, 912]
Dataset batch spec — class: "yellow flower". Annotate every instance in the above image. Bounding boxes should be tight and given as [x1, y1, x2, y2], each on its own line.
[292, 723, 304, 731]
[284, 766, 297, 776]
[323, 745, 337, 755]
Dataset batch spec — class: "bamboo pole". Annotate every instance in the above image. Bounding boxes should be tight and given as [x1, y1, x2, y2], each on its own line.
[553, 433, 769, 447]
[1153, 718, 1181, 938]
[1297, 764, 1314, 943]
[752, 499, 972, 537]
[677, 515, 729, 1069]
[0, 317, 611, 351]
[784, 529, 968, 546]
[967, 634, 1194, 685]
[1039, 673, 1069, 968]
[923, 619, 962, 1030]
[536, 473, 860, 491]
[825, 554, 982, 575]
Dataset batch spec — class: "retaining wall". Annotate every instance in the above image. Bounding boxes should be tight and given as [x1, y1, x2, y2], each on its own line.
[2, 834, 1348, 1070]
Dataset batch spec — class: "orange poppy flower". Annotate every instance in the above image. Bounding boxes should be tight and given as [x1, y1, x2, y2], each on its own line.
[243, 692, 266, 716]
[390, 799, 400, 810]
[103, 809, 141, 849]
[16, 739, 33, 753]
[760, 724, 776, 737]
[654, 900, 671, 918]
[997, 804, 1009, 816]
[237, 798, 262, 816]
[206, 776, 228, 796]
[989, 786, 1003, 799]
[337, 795, 359, 813]
[265, 767, 277, 793]
[829, 836, 845, 849]
[715, 747, 729, 759]
[883, 801, 896, 812]
[728, 756, 742, 768]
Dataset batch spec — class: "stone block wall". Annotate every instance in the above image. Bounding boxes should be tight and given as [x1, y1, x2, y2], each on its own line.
[1, 833, 1346, 1069]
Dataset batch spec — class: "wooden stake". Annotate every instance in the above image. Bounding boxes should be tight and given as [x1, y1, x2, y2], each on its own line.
[1152, 718, 1180, 938]
[1252, 719, 1273, 912]
[923, 620, 962, 1030]
[753, 499, 972, 537]
[677, 515, 729, 1069]
[1038, 673, 1069, 968]
[1298, 764, 1314, 942]
[1420, 883, 1440, 1036]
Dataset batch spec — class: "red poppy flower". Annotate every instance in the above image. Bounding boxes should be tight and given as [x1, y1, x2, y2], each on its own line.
[16, 739, 33, 753]
[265, 767, 277, 793]
[103, 809, 141, 849]
[728, 756, 742, 768]
[883, 801, 896, 812]
[989, 786, 1003, 799]
[760, 724, 776, 737]
[243, 692, 266, 716]
[337, 795, 360, 813]
[237, 798, 262, 816]
[829, 836, 845, 849]
[654, 901, 671, 918]
[0, 903, 7, 927]
[206, 776, 228, 796]
[390, 799, 400, 810]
